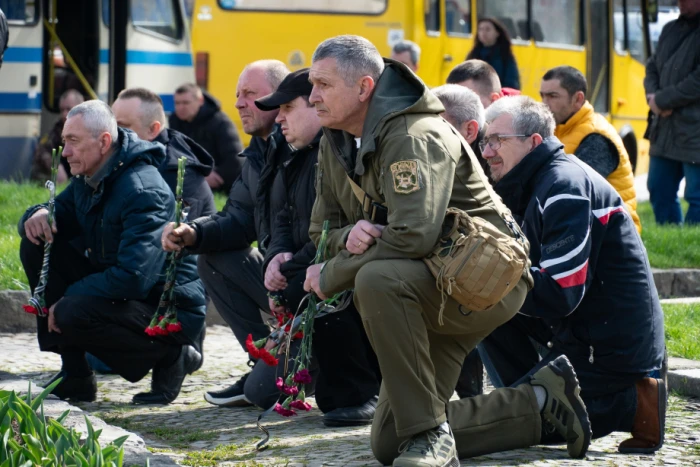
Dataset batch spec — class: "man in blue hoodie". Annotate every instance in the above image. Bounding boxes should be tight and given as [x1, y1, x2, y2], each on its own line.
[19, 100, 206, 405]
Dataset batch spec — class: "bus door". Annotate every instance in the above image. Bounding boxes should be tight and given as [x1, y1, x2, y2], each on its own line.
[440, 0, 474, 83]
[416, 0, 444, 87]
[0, 0, 42, 178]
[118, 0, 195, 113]
[588, 0, 611, 115]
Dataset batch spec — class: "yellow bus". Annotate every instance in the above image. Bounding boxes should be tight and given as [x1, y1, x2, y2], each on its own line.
[192, 0, 661, 173]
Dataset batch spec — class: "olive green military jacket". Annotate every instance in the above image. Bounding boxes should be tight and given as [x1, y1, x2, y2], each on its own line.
[310, 60, 522, 296]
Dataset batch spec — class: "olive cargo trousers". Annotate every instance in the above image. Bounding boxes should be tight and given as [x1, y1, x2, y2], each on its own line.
[353, 258, 540, 464]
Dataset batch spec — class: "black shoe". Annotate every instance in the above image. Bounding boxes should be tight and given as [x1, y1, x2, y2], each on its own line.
[204, 372, 253, 407]
[322, 395, 378, 427]
[44, 370, 97, 402]
[132, 345, 201, 405]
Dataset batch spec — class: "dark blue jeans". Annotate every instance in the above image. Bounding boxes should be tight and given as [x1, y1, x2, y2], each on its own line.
[647, 156, 700, 225]
[477, 314, 643, 439]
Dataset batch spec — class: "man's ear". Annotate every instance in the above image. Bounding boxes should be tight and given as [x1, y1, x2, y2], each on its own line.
[462, 120, 480, 144]
[358, 76, 376, 103]
[531, 133, 544, 151]
[573, 90, 585, 109]
[149, 121, 163, 140]
[490, 92, 501, 105]
[99, 132, 113, 155]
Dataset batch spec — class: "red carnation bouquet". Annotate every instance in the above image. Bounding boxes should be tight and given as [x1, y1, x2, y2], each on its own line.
[145, 157, 188, 336]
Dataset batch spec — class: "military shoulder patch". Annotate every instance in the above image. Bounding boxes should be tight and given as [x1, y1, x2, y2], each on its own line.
[390, 160, 421, 194]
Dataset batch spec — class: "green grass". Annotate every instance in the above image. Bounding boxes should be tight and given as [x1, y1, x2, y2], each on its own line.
[664, 302, 700, 360]
[214, 191, 227, 211]
[638, 200, 700, 269]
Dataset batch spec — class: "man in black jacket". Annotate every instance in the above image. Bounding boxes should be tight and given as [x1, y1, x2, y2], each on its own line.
[169, 83, 243, 194]
[161, 60, 291, 408]
[112, 87, 216, 220]
[256, 68, 381, 426]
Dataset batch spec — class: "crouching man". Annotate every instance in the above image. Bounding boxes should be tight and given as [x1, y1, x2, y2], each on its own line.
[479, 96, 666, 453]
[19, 101, 206, 404]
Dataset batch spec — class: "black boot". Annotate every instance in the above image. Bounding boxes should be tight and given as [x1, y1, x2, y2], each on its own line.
[132, 345, 202, 405]
[44, 370, 97, 402]
[322, 395, 378, 427]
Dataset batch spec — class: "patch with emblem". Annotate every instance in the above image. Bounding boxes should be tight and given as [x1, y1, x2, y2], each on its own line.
[390, 160, 421, 194]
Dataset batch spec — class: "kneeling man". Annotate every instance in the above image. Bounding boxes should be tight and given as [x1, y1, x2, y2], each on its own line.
[19, 100, 206, 404]
[480, 96, 666, 453]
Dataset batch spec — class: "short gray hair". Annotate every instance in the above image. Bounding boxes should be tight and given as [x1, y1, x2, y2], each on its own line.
[392, 40, 421, 67]
[432, 84, 485, 129]
[67, 100, 119, 142]
[484, 96, 555, 138]
[243, 59, 290, 91]
[312, 35, 385, 85]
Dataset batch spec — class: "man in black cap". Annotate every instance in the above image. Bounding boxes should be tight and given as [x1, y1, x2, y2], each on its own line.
[257, 69, 381, 426]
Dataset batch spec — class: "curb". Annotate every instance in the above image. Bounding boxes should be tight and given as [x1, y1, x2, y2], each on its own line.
[0, 372, 178, 467]
[652, 268, 700, 299]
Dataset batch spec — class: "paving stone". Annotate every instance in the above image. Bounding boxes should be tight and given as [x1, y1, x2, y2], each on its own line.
[1, 325, 699, 466]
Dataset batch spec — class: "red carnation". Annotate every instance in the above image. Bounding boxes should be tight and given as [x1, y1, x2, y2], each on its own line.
[22, 305, 39, 315]
[245, 334, 261, 359]
[273, 403, 296, 417]
[293, 369, 312, 384]
[166, 322, 183, 333]
[290, 399, 312, 411]
[293, 331, 304, 340]
[259, 348, 279, 367]
[276, 377, 299, 396]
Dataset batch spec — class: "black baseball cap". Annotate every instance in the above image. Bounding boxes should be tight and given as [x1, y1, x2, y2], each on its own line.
[255, 68, 312, 111]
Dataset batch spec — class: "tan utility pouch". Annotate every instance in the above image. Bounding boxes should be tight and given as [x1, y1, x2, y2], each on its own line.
[423, 207, 530, 319]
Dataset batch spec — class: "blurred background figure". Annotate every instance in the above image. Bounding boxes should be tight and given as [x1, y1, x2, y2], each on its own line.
[390, 39, 420, 73]
[466, 17, 520, 90]
[30, 89, 84, 183]
[169, 83, 243, 194]
[0, 7, 8, 69]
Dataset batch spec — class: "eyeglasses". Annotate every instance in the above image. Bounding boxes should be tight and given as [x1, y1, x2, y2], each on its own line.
[478, 134, 532, 152]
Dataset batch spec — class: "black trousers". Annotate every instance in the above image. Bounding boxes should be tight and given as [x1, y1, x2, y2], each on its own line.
[312, 301, 382, 413]
[20, 236, 189, 383]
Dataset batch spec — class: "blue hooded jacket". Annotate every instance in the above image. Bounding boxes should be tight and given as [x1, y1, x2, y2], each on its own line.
[19, 128, 206, 343]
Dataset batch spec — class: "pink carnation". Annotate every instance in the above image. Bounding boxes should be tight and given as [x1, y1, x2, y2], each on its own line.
[290, 399, 312, 411]
[293, 369, 312, 384]
[273, 403, 297, 417]
[276, 377, 299, 396]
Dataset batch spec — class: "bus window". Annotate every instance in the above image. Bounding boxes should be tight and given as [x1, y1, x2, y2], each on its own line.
[131, 0, 184, 41]
[446, 0, 471, 36]
[0, 0, 37, 25]
[216, 0, 386, 15]
[531, 0, 583, 46]
[614, 0, 646, 62]
[425, 0, 440, 33]
[477, 0, 528, 40]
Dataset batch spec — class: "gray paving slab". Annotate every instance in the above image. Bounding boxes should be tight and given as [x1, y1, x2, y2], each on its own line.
[1, 326, 699, 466]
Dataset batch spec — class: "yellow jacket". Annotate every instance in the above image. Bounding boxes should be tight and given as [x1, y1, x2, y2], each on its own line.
[555, 102, 641, 233]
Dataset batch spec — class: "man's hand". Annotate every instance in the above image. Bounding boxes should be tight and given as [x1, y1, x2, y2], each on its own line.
[346, 220, 385, 255]
[205, 171, 224, 190]
[304, 263, 327, 300]
[268, 296, 286, 314]
[265, 252, 293, 291]
[162, 222, 197, 252]
[647, 94, 673, 118]
[48, 301, 62, 334]
[24, 208, 57, 245]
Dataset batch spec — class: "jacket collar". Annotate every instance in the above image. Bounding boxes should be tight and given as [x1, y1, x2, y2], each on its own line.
[494, 136, 564, 216]
[555, 101, 593, 140]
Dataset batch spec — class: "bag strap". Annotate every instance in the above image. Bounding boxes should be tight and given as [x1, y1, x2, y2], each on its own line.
[345, 174, 387, 223]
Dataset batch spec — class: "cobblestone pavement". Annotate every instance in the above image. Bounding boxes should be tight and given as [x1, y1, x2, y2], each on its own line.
[1, 326, 699, 466]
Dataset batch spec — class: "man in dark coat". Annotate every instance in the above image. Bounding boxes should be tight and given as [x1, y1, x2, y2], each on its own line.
[169, 83, 243, 194]
[644, 0, 700, 225]
[112, 87, 216, 220]
[19, 101, 206, 405]
[256, 68, 381, 426]
[478, 96, 666, 453]
[161, 60, 292, 408]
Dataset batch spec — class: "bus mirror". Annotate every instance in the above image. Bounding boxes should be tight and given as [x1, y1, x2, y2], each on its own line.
[647, 0, 658, 23]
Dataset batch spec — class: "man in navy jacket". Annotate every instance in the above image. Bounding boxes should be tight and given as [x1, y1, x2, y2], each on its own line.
[477, 96, 666, 453]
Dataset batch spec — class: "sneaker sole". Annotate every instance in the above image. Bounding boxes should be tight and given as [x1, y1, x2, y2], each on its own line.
[618, 378, 666, 454]
[204, 393, 253, 407]
[549, 359, 592, 459]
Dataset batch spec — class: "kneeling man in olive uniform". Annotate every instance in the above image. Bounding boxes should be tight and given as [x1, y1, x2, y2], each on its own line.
[303, 35, 592, 466]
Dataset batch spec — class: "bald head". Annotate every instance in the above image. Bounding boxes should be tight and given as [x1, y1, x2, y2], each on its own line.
[113, 88, 166, 141]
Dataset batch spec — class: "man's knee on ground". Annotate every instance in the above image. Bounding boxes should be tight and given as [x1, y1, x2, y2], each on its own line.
[370, 419, 403, 465]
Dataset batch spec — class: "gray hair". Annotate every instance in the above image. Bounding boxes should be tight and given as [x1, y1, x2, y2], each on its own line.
[312, 35, 385, 85]
[484, 96, 555, 138]
[432, 84, 485, 129]
[392, 40, 421, 67]
[59, 89, 85, 105]
[67, 100, 119, 142]
[243, 59, 290, 91]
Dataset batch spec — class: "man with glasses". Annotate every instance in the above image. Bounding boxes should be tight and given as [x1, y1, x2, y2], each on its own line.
[479, 96, 666, 454]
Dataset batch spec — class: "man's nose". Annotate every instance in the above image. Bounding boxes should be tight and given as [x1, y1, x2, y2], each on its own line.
[275, 112, 284, 124]
[309, 86, 320, 104]
[235, 96, 245, 109]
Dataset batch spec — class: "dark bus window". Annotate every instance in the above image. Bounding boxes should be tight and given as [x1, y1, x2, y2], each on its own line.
[589, 0, 610, 113]
[477, 0, 528, 40]
[446, 0, 471, 36]
[0, 0, 37, 25]
[131, 0, 183, 41]
[425, 0, 440, 33]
